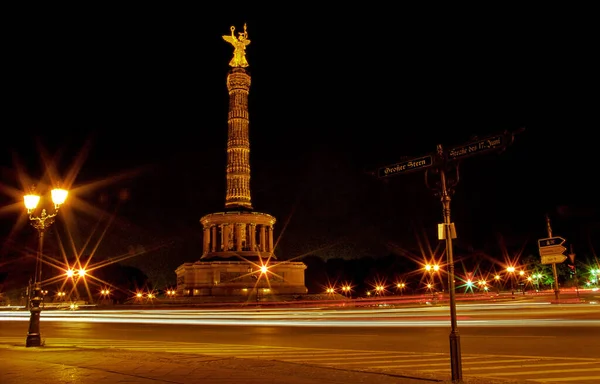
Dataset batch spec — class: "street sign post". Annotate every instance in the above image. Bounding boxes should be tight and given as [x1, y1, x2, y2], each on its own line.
[540, 217, 565, 302]
[377, 155, 433, 178]
[538, 236, 567, 264]
[541, 254, 567, 265]
[371, 129, 522, 383]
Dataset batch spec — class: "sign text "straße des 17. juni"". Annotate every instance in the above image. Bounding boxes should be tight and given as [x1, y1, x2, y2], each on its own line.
[448, 135, 504, 161]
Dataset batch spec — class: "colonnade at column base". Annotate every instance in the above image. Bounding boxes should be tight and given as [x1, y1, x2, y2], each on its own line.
[175, 260, 308, 297]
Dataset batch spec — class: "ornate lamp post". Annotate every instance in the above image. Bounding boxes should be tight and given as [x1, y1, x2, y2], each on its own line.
[23, 187, 68, 347]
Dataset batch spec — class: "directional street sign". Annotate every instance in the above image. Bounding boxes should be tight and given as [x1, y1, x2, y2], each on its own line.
[378, 155, 433, 178]
[541, 254, 568, 265]
[448, 134, 505, 161]
[538, 236, 567, 264]
[538, 237, 566, 248]
[539, 245, 566, 256]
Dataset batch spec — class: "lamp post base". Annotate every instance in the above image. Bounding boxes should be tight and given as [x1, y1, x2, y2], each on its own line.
[26, 333, 42, 347]
[26, 287, 43, 348]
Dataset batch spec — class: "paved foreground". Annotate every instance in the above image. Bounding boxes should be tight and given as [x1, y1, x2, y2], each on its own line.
[0, 343, 531, 384]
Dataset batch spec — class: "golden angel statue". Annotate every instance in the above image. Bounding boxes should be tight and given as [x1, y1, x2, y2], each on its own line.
[222, 24, 250, 68]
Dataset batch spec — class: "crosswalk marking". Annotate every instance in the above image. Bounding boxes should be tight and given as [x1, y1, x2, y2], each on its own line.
[315, 356, 480, 366]
[371, 358, 543, 369]
[279, 355, 466, 363]
[528, 376, 600, 383]
[474, 367, 600, 377]
[418, 360, 596, 372]
[1, 336, 599, 383]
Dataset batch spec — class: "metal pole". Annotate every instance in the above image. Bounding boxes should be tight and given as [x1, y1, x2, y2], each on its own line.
[545, 215, 560, 301]
[26, 228, 44, 347]
[439, 165, 462, 383]
[569, 245, 579, 300]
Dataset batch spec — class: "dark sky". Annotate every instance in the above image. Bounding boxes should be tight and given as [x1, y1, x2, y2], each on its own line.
[1, 7, 598, 274]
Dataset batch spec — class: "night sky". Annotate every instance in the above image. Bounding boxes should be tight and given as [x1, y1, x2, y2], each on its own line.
[1, 7, 598, 282]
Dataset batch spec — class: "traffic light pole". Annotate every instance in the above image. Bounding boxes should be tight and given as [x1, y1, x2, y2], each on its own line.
[545, 215, 560, 301]
[569, 245, 580, 300]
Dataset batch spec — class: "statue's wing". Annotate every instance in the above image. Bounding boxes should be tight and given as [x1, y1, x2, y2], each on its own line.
[222, 35, 236, 44]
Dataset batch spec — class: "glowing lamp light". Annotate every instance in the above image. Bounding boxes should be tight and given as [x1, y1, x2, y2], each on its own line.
[78, 269, 86, 277]
[51, 188, 68, 206]
[66, 269, 75, 278]
[260, 265, 268, 274]
[24, 194, 41, 211]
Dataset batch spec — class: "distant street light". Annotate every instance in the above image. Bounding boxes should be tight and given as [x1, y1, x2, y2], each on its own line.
[396, 282, 406, 296]
[506, 266, 516, 298]
[23, 186, 68, 347]
[249, 265, 268, 303]
[341, 285, 351, 298]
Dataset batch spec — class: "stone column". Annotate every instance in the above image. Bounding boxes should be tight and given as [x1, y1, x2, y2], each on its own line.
[225, 68, 253, 210]
[268, 226, 274, 252]
[235, 223, 243, 251]
[259, 225, 266, 252]
[249, 224, 256, 251]
[222, 224, 230, 251]
[203, 228, 210, 255]
[211, 225, 217, 252]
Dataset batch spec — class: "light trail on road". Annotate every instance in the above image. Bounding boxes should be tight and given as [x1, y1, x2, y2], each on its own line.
[1, 302, 598, 327]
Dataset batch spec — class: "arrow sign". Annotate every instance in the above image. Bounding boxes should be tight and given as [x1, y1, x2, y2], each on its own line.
[539, 245, 566, 256]
[378, 155, 433, 178]
[447, 134, 505, 161]
[541, 254, 568, 265]
[538, 237, 566, 248]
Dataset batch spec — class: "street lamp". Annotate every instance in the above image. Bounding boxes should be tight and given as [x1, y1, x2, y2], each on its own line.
[519, 270, 526, 295]
[341, 285, 351, 298]
[494, 274, 501, 294]
[23, 187, 68, 347]
[249, 265, 268, 303]
[506, 266, 516, 298]
[425, 263, 443, 291]
[396, 282, 406, 296]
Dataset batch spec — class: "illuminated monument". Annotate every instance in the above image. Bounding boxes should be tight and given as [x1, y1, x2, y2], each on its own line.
[175, 25, 308, 299]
